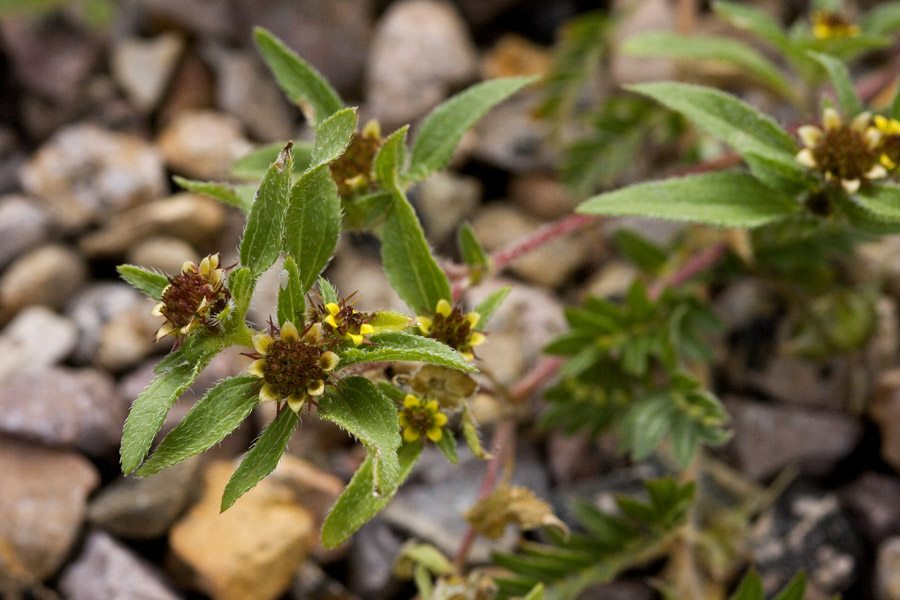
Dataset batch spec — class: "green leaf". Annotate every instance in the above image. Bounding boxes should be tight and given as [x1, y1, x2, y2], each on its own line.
[254, 27, 343, 126]
[240, 143, 294, 275]
[712, 2, 792, 55]
[136, 376, 258, 477]
[318, 276, 339, 305]
[381, 192, 451, 315]
[221, 407, 299, 511]
[473, 286, 511, 330]
[862, 2, 900, 35]
[627, 82, 798, 161]
[853, 185, 900, 221]
[729, 571, 764, 600]
[523, 584, 545, 600]
[435, 429, 458, 465]
[231, 141, 313, 180]
[173, 176, 251, 213]
[407, 76, 537, 181]
[622, 33, 793, 100]
[321, 441, 422, 548]
[339, 331, 477, 371]
[458, 222, 490, 275]
[319, 377, 402, 495]
[277, 255, 305, 327]
[808, 51, 863, 116]
[121, 359, 211, 474]
[117, 264, 168, 301]
[577, 172, 800, 228]
[283, 164, 342, 294]
[613, 230, 667, 273]
[311, 107, 358, 168]
[374, 126, 409, 191]
[772, 573, 807, 600]
[226, 267, 256, 325]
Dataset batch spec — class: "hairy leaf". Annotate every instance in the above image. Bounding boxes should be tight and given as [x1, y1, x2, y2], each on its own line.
[173, 176, 251, 213]
[240, 143, 293, 275]
[808, 51, 863, 116]
[374, 126, 409, 192]
[339, 331, 476, 371]
[311, 107, 357, 168]
[473, 286, 511, 330]
[231, 141, 313, 180]
[117, 264, 168, 301]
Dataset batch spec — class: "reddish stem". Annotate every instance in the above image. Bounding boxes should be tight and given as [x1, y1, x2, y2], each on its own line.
[490, 213, 597, 273]
[649, 241, 728, 301]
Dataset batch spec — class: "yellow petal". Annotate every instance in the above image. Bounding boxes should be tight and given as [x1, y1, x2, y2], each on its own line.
[398, 413, 409, 427]
[436, 299, 452, 316]
[417, 316, 432, 334]
[326, 303, 341, 317]
[181, 260, 197, 274]
[823, 107, 842, 130]
[433, 412, 448, 427]
[404, 394, 420, 409]
[151, 302, 165, 317]
[198, 255, 212, 275]
[461, 351, 474, 361]
[403, 427, 421, 442]
[798, 125, 822, 148]
[425, 400, 440, 413]
[281, 321, 300, 343]
[469, 331, 486, 347]
[208, 253, 220, 270]
[252, 332, 274, 354]
[850, 111, 872, 133]
[865, 128, 883, 150]
[155, 322, 177, 340]
[247, 359, 266, 378]
[324, 315, 338, 328]
[841, 178, 861, 194]
[362, 119, 381, 140]
[348, 333, 364, 345]
[466, 312, 480, 328]
[287, 394, 306, 413]
[259, 384, 281, 404]
[304, 322, 323, 343]
[360, 324, 375, 334]
[796, 148, 817, 168]
[320, 351, 340, 372]
[426, 426, 443, 442]
[866, 164, 888, 180]
[307, 379, 325, 396]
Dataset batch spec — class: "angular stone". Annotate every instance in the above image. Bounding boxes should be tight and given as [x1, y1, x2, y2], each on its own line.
[169, 460, 315, 600]
[111, 33, 185, 112]
[88, 458, 201, 539]
[0, 244, 87, 322]
[59, 531, 179, 600]
[470, 91, 554, 173]
[80, 192, 227, 258]
[0, 437, 99, 580]
[0, 366, 124, 457]
[157, 110, 253, 180]
[20, 124, 166, 230]
[726, 396, 862, 480]
[0, 306, 77, 383]
[0, 195, 51, 270]
[366, 0, 477, 127]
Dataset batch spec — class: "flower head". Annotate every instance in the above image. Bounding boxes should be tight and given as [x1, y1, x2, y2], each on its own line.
[310, 294, 375, 346]
[329, 120, 383, 196]
[152, 254, 230, 342]
[874, 115, 900, 171]
[417, 299, 486, 361]
[796, 107, 886, 193]
[812, 11, 860, 39]
[246, 321, 340, 413]
[398, 394, 448, 442]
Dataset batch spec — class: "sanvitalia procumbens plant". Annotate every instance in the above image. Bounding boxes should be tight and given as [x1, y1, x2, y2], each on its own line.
[118, 26, 535, 547]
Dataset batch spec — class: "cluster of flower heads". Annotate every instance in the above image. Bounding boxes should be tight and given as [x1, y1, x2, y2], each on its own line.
[796, 108, 900, 193]
[811, 11, 860, 40]
[152, 254, 230, 342]
[417, 299, 486, 362]
[247, 321, 340, 413]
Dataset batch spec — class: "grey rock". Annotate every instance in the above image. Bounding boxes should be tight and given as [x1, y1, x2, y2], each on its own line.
[871, 368, 900, 473]
[0, 436, 99, 580]
[127, 235, 200, 275]
[582, 261, 639, 300]
[742, 355, 849, 410]
[366, 0, 477, 127]
[325, 248, 409, 316]
[111, 33, 185, 112]
[236, 0, 373, 98]
[470, 92, 555, 173]
[157, 110, 253, 180]
[840, 472, 900, 543]
[0, 366, 124, 457]
[0, 306, 77, 383]
[20, 124, 166, 230]
[346, 520, 405, 599]
[291, 560, 358, 600]
[59, 530, 179, 600]
[67, 283, 160, 371]
[0, 196, 51, 269]
[726, 396, 862, 480]
[134, 0, 234, 38]
[204, 45, 295, 141]
[80, 192, 227, 258]
[88, 458, 201, 539]
[714, 279, 774, 332]
[414, 171, 481, 243]
[0, 244, 87, 322]
[877, 537, 900, 600]
[510, 173, 576, 220]
[751, 489, 862, 598]
[609, 0, 676, 85]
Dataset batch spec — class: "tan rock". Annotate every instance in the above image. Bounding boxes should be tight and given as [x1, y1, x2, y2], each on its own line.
[169, 460, 315, 600]
[157, 110, 253, 180]
[0, 244, 87, 322]
[481, 33, 552, 80]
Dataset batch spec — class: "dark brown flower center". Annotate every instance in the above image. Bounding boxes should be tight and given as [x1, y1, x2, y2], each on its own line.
[403, 406, 437, 435]
[811, 126, 877, 182]
[262, 340, 328, 397]
[427, 308, 475, 354]
[159, 270, 229, 330]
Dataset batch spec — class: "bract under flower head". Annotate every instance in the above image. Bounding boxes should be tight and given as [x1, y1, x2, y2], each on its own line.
[796, 108, 886, 193]
[398, 394, 448, 442]
[152, 254, 229, 342]
[247, 321, 340, 413]
[417, 299, 486, 361]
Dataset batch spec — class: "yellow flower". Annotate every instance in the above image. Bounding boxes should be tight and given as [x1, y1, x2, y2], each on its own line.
[417, 299, 486, 361]
[398, 394, 448, 442]
[812, 11, 860, 39]
[796, 107, 886, 193]
[874, 115, 900, 170]
[321, 301, 375, 345]
[152, 254, 229, 342]
[247, 321, 340, 413]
